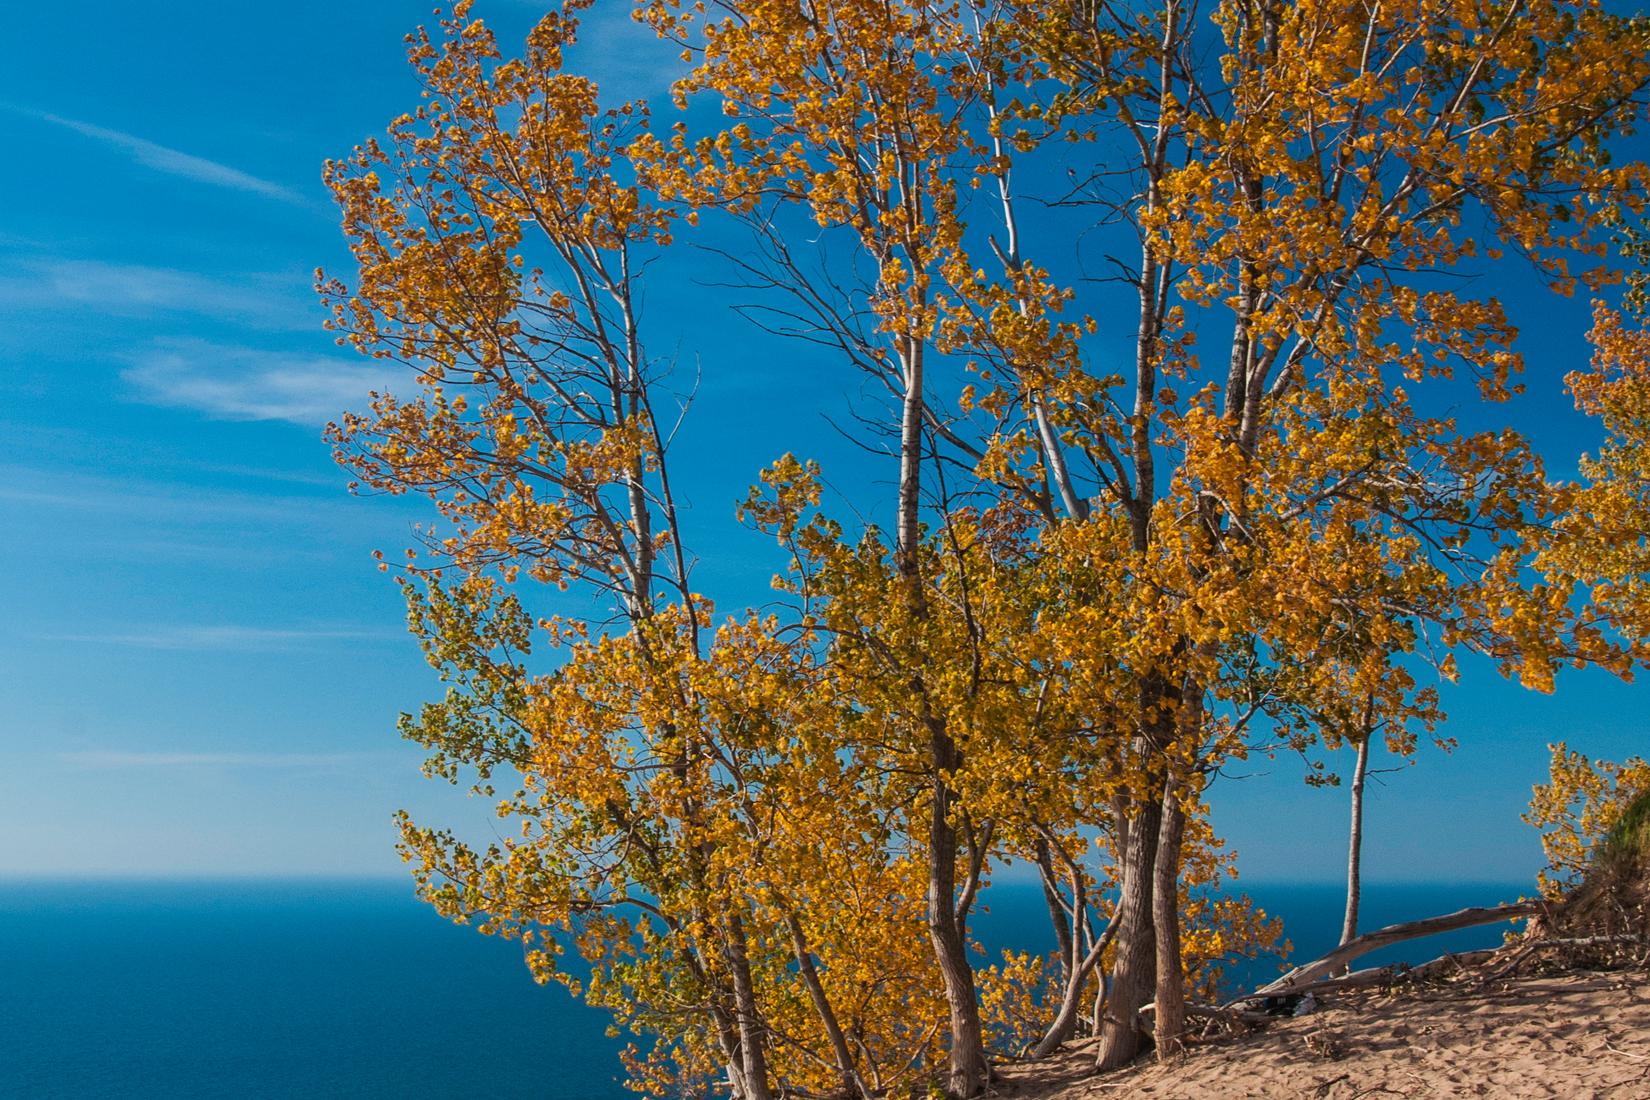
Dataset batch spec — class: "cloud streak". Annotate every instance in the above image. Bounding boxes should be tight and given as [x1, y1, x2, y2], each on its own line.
[0, 464, 358, 526]
[122, 339, 402, 425]
[560, 5, 691, 101]
[60, 751, 375, 769]
[0, 258, 318, 329]
[38, 112, 307, 204]
[44, 624, 403, 651]
[0, 461, 418, 569]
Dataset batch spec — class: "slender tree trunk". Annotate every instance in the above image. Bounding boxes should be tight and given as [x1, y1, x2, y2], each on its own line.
[892, 333, 987, 1096]
[784, 915, 866, 1097]
[1151, 780, 1187, 1061]
[1033, 911, 1119, 1057]
[1090, 966, 1107, 1038]
[1033, 838, 1074, 984]
[723, 912, 774, 1100]
[895, 340, 926, 562]
[1030, 842, 1081, 1056]
[1036, 970, 1087, 1057]
[1244, 901, 1541, 998]
[1342, 735, 1372, 946]
[927, 737, 988, 1096]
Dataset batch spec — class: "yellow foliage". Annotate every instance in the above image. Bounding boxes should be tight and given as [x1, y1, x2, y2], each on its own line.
[319, 0, 1650, 1092]
[1526, 743, 1650, 899]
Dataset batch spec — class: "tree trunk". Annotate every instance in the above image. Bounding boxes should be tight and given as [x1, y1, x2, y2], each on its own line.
[1094, 794, 1160, 1070]
[1033, 909, 1120, 1057]
[723, 912, 774, 1100]
[893, 332, 986, 1096]
[785, 915, 866, 1098]
[927, 745, 988, 1097]
[894, 339, 925, 562]
[1035, 964, 1088, 1058]
[1033, 838, 1074, 985]
[1151, 781, 1187, 1061]
[1097, 674, 1178, 1072]
[713, 1004, 751, 1100]
[1341, 735, 1371, 947]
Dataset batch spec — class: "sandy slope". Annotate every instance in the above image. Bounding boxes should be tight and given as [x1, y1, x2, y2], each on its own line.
[993, 968, 1650, 1099]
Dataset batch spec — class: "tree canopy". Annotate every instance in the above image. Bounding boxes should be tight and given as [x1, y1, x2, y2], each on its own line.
[321, 0, 1650, 1094]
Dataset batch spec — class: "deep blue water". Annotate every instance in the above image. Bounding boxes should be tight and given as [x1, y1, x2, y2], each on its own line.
[0, 880, 625, 1100]
[0, 877, 1529, 1098]
[971, 878, 1533, 994]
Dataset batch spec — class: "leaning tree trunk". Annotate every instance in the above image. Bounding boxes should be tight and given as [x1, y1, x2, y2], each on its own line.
[1035, 953, 1090, 1058]
[1239, 900, 1541, 999]
[1151, 779, 1188, 1061]
[785, 914, 866, 1098]
[1341, 735, 1371, 947]
[1033, 907, 1119, 1057]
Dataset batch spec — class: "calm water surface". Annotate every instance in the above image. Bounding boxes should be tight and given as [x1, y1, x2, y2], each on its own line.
[0, 880, 623, 1100]
[0, 877, 1529, 1098]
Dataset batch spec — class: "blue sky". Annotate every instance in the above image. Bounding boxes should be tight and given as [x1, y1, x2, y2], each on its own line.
[1, 0, 1645, 887]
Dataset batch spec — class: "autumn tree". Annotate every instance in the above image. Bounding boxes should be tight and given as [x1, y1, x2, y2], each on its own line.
[324, 0, 1650, 1093]
[995, 0, 1648, 1068]
[1544, 300, 1650, 653]
[630, 0, 1647, 1069]
[1528, 742, 1650, 897]
[320, 9, 962, 1095]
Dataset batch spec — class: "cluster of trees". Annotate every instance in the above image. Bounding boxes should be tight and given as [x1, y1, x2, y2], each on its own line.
[319, 0, 1650, 1094]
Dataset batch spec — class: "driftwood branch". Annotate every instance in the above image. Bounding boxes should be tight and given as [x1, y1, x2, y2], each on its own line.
[1515, 933, 1644, 951]
[1140, 1000, 1274, 1027]
[1290, 933, 1646, 998]
[1232, 900, 1540, 1004]
[1280, 948, 1501, 996]
[1481, 932, 1648, 981]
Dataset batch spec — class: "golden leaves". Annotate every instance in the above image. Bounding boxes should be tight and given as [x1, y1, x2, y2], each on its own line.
[1526, 742, 1650, 898]
[1540, 305, 1650, 657]
[326, 0, 1650, 1092]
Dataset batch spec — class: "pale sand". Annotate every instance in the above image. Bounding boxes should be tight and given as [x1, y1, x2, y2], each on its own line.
[994, 969, 1650, 1098]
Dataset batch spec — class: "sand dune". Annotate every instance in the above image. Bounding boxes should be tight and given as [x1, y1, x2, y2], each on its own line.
[995, 968, 1650, 1098]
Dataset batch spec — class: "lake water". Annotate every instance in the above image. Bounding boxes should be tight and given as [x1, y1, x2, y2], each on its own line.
[0, 877, 1529, 1098]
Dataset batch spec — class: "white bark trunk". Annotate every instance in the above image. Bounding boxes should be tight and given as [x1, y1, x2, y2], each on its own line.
[1341, 736, 1371, 947]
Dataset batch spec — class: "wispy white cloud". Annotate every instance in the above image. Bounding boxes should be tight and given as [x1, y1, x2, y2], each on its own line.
[43, 624, 403, 650]
[0, 464, 357, 526]
[188, 462, 343, 488]
[35, 112, 307, 205]
[0, 461, 415, 568]
[121, 339, 402, 425]
[60, 751, 373, 769]
[0, 258, 317, 329]
[505, 1, 688, 101]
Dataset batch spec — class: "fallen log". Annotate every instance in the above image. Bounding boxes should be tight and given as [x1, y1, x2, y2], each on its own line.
[1266, 948, 1501, 997]
[1139, 1001, 1275, 1027]
[1230, 900, 1541, 1005]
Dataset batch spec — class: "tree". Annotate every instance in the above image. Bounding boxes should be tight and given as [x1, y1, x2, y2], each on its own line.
[1544, 301, 1650, 653]
[320, 11, 955, 1094]
[1526, 265, 1650, 902]
[323, 0, 1650, 1093]
[1528, 743, 1650, 897]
